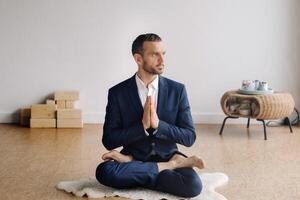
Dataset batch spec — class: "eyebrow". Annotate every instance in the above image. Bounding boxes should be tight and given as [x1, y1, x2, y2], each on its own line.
[152, 51, 166, 54]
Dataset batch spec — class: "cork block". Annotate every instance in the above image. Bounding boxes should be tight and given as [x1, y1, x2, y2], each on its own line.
[57, 119, 83, 128]
[46, 100, 56, 105]
[20, 108, 31, 126]
[54, 91, 79, 101]
[65, 100, 74, 109]
[31, 104, 56, 119]
[30, 119, 56, 128]
[20, 108, 31, 117]
[56, 100, 66, 109]
[57, 109, 82, 119]
[20, 117, 30, 127]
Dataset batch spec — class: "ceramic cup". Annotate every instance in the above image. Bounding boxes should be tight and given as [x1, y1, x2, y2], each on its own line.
[258, 81, 268, 91]
[242, 80, 255, 90]
[254, 80, 260, 90]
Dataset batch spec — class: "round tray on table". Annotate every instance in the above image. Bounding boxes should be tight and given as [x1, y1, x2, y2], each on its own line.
[237, 88, 274, 95]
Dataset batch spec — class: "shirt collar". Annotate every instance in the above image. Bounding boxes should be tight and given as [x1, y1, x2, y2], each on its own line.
[135, 73, 159, 90]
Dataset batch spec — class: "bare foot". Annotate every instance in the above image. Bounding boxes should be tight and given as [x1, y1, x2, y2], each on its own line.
[190, 155, 205, 169]
[171, 155, 205, 170]
[101, 150, 133, 163]
[157, 155, 205, 172]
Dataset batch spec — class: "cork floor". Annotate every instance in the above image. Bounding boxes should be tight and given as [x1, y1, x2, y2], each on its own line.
[0, 123, 300, 200]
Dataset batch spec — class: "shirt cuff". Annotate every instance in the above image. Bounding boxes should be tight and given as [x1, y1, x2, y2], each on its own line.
[144, 129, 150, 136]
[144, 128, 158, 136]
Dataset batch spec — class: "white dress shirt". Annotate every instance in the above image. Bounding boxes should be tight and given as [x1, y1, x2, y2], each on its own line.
[135, 73, 159, 136]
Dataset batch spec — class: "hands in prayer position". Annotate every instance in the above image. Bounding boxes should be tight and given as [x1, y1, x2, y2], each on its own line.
[142, 96, 159, 130]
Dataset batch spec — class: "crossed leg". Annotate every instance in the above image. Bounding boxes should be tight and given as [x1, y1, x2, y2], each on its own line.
[97, 151, 204, 197]
[102, 150, 205, 172]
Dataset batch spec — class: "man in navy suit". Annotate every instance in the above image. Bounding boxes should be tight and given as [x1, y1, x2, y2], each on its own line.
[95, 33, 204, 198]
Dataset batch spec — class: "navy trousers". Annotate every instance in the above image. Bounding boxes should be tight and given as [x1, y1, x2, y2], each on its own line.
[95, 154, 202, 198]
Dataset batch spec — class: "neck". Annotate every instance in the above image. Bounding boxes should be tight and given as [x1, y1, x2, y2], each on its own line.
[136, 69, 157, 86]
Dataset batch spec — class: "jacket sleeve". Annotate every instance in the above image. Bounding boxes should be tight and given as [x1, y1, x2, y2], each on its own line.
[155, 85, 196, 147]
[102, 89, 146, 150]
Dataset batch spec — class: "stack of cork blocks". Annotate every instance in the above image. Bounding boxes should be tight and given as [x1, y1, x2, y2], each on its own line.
[55, 91, 83, 128]
[30, 104, 56, 128]
[19, 91, 83, 128]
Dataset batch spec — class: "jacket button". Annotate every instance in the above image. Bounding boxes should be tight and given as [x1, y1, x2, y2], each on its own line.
[150, 150, 156, 155]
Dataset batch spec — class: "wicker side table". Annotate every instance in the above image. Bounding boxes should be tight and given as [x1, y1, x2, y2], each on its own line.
[219, 90, 295, 140]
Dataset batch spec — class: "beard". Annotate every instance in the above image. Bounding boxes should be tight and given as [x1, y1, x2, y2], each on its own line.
[142, 62, 164, 75]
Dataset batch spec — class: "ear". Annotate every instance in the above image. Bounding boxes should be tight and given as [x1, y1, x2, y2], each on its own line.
[133, 53, 143, 66]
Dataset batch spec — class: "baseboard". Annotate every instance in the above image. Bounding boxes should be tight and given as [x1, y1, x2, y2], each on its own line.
[0, 112, 18, 123]
[0, 111, 261, 124]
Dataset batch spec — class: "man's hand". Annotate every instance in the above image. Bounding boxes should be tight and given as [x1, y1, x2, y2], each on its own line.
[142, 96, 151, 129]
[142, 96, 159, 130]
[149, 97, 159, 129]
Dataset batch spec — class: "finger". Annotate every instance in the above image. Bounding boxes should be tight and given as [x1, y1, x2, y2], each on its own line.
[147, 97, 152, 111]
[150, 99, 156, 112]
[151, 100, 155, 109]
[148, 102, 151, 117]
[147, 96, 151, 105]
[150, 105, 156, 119]
[148, 96, 154, 113]
[144, 96, 151, 108]
[149, 96, 153, 105]
[151, 96, 155, 109]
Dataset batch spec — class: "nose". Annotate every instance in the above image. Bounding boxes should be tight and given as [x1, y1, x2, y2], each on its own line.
[159, 54, 165, 65]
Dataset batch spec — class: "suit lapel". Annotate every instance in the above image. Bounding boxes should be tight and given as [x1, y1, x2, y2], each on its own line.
[127, 75, 144, 115]
[157, 76, 168, 117]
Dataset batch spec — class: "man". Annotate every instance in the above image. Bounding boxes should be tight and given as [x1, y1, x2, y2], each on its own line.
[95, 33, 204, 198]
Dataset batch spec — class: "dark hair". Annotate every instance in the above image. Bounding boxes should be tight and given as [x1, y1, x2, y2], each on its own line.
[131, 33, 162, 56]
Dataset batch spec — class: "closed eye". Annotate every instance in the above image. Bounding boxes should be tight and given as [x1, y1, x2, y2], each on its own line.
[152, 51, 166, 57]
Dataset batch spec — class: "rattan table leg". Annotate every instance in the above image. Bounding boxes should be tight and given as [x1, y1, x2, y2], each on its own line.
[285, 117, 293, 133]
[257, 119, 267, 140]
[219, 116, 239, 135]
[247, 118, 250, 128]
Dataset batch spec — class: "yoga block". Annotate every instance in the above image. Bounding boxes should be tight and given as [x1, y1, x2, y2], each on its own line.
[57, 119, 83, 128]
[57, 109, 82, 119]
[20, 117, 30, 127]
[20, 108, 31, 117]
[30, 119, 56, 128]
[56, 100, 66, 109]
[20, 108, 31, 126]
[54, 91, 79, 101]
[65, 100, 74, 109]
[31, 104, 56, 119]
[46, 99, 56, 105]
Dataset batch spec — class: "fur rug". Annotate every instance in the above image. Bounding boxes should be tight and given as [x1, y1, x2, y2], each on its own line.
[56, 172, 228, 200]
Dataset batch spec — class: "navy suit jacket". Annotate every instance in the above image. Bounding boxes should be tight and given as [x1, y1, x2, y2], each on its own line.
[102, 75, 196, 161]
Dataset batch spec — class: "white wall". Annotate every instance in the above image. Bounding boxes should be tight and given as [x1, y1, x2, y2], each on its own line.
[0, 0, 299, 124]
